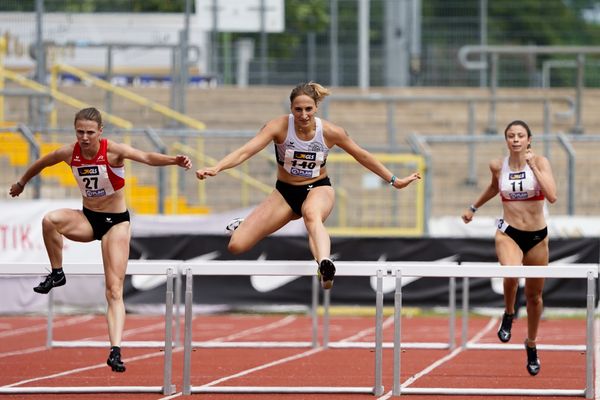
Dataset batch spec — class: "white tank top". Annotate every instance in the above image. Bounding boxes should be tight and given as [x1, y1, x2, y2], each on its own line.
[499, 157, 544, 202]
[274, 114, 330, 179]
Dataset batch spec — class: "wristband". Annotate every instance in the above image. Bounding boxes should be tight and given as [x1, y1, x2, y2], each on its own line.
[389, 175, 397, 186]
[469, 204, 477, 213]
[16, 181, 24, 189]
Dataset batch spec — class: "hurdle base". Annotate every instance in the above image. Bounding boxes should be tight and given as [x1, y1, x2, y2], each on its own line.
[398, 387, 585, 396]
[0, 386, 168, 394]
[465, 343, 586, 351]
[51, 340, 171, 348]
[191, 385, 378, 394]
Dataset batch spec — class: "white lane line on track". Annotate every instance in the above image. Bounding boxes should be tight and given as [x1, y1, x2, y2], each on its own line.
[0, 346, 48, 359]
[197, 316, 396, 388]
[200, 347, 325, 388]
[159, 392, 183, 399]
[377, 317, 498, 400]
[2, 314, 308, 389]
[3, 348, 183, 388]
[77, 321, 167, 341]
[0, 317, 169, 358]
[0, 315, 95, 338]
[207, 315, 298, 342]
[337, 316, 394, 342]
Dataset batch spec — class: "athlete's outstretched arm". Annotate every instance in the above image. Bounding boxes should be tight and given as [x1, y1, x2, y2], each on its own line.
[196, 116, 285, 180]
[108, 141, 192, 169]
[329, 123, 420, 188]
[9, 145, 73, 197]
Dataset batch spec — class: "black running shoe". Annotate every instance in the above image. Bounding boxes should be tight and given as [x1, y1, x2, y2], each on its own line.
[318, 258, 336, 290]
[33, 272, 66, 294]
[497, 312, 514, 343]
[107, 350, 126, 373]
[525, 340, 540, 376]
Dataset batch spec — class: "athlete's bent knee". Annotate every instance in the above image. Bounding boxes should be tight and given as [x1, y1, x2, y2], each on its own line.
[227, 237, 250, 255]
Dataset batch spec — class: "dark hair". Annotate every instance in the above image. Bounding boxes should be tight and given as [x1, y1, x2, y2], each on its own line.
[289, 81, 331, 105]
[74, 107, 103, 128]
[504, 120, 531, 138]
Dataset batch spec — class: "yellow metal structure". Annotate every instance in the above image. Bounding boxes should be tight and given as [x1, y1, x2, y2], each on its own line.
[325, 153, 425, 236]
[0, 67, 133, 129]
[50, 64, 206, 131]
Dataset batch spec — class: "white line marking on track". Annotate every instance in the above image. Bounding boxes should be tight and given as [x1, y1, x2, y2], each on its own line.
[159, 392, 183, 400]
[0, 315, 94, 338]
[0, 346, 48, 359]
[338, 316, 394, 342]
[3, 348, 183, 388]
[77, 321, 166, 341]
[208, 315, 298, 342]
[377, 317, 498, 400]
[197, 316, 397, 388]
[200, 347, 325, 388]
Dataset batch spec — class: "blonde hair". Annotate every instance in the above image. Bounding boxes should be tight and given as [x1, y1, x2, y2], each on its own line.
[290, 81, 331, 105]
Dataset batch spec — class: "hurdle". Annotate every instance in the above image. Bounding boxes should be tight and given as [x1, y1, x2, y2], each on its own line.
[189, 261, 459, 351]
[189, 273, 322, 349]
[181, 261, 393, 396]
[324, 261, 459, 351]
[390, 263, 598, 398]
[0, 261, 178, 395]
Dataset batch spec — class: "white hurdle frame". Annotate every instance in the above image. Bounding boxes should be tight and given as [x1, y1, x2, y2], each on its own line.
[459, 261, 588, 351]
[390, 263, 598, 399]
[181, 261, 393, 396]
[0, 262, 178, 395]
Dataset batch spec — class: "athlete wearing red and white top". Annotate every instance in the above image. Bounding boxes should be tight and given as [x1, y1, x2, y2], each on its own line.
[9, 107, 192, 373]
[461, 120, 556, 376]
[499, 156, 545, 202]
[71, 138, 125, 198]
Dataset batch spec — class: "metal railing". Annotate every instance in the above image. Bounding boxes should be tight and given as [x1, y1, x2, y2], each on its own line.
[321, 93, 574, 149]
[458, 45, 600, 134]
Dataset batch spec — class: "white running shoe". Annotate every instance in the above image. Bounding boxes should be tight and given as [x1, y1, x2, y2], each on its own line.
[225, 217, 244, 236]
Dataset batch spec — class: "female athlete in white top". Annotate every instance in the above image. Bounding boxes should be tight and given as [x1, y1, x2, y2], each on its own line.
[196, 82, 421, 289]
[462, 120, 556, 376]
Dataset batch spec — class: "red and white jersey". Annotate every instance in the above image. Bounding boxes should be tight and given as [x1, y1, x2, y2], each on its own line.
[499, 157, 544, 202]
[70, 138, 125, 198]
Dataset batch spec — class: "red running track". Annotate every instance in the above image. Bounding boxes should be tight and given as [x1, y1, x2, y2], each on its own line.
[0, 312, 596, 400]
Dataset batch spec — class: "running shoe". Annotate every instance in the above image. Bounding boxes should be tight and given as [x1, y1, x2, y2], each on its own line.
[33, 271, 66, 294]
[225, 217, 244, 236]
[497, 312, 514, 343]
[318, 258, 336, 290]
[107, 349, 126, 373]
[525, 339, 540, 376]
